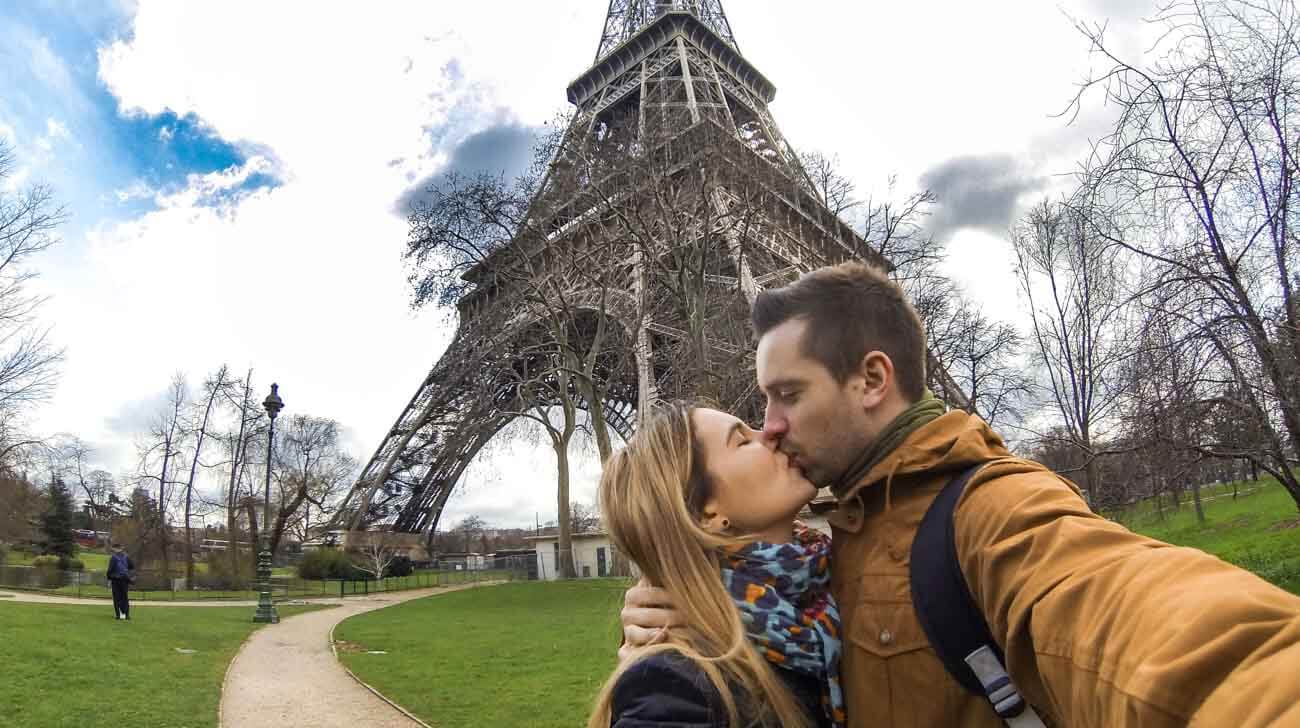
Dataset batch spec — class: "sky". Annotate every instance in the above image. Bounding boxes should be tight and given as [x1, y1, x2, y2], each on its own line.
[2, 0, 1155, 530]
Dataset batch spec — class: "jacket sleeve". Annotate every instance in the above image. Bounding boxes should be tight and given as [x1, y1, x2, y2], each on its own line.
[954, 464, 1300, 728]
[610, 653, 727, 728]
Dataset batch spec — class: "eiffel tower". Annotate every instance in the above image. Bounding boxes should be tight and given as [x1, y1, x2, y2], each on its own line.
[337, 0, 967, 536]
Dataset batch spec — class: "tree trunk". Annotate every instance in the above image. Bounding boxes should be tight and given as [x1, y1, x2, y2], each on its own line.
[579, 377, 613, 464]
[1277, 470, 1300, 512]
[225, 496, 240, 587]
[1190, 478, 1206, 526]
[182, 370, 224, 587]
[244, 501, 259, 551]
[1084, 458, 1101, 511]
[183, 486, 194, 586]
[555, 438, 575, 579]
[158, 449, 172, 578]
[226, 369, 255, 583]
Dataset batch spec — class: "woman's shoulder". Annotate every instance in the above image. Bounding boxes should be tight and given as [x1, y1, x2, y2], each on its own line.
[610, 651, 727, 728]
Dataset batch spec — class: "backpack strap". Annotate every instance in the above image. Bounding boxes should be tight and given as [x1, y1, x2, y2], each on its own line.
[910, 465, 1046, 727]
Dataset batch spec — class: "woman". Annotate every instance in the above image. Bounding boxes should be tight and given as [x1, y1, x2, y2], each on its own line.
[587, 403, 845, 728]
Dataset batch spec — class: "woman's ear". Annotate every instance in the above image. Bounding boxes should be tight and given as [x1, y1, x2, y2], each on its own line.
[698, 499, 730, 533]
[859, 351, 895, 410]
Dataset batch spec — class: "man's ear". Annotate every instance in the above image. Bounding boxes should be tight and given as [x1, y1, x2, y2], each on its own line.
[859, 351, 894, 410]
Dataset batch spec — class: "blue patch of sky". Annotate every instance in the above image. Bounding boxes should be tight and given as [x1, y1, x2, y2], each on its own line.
[0, 2, 279, 241]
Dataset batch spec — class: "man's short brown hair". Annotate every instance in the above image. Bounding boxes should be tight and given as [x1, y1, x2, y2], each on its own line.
[751, 262, 928, 401]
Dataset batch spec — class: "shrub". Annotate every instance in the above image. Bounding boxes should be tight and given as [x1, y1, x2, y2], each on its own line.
[31, 555, 61, 569]
[296, 548, 360, 580]
[204, 552, 254, 589]
[386, 555, 413, 578]
[0, 543, 8, 565]
[60, 557, 84, 571]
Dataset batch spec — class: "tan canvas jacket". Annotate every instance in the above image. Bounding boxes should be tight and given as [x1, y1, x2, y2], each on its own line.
[827, 410, 1300, 728]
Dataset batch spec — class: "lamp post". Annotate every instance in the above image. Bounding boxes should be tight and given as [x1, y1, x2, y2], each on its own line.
[253, 383, 283, 624]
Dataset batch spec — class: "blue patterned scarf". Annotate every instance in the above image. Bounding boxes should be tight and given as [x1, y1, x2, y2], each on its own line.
[720, 522, 845, 727]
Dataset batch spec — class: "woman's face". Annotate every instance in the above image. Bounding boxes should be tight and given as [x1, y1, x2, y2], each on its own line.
[690, 407, 818, 541]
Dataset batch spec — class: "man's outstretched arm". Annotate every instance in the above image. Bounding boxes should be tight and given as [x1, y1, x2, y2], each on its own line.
[956, 462, 1300, 728]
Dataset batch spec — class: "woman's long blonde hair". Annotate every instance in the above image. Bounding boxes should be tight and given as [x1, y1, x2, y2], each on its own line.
[586, 403, 810, 728]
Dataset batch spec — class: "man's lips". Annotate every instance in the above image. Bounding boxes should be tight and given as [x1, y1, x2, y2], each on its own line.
[782, 450, 805, 475]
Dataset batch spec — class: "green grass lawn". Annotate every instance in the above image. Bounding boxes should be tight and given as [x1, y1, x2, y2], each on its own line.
[335, 580, 627, 728]
[1121, 478, 1300, 594]
[0, 601, 326, 728]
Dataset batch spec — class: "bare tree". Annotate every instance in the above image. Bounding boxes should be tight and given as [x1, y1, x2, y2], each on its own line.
[450, 515, 488, 554]
[934, 298, 1034, 431]
[219, 368, 262, 578]
[267, 414, 356, 557]
[136, 374, 189, 574]
[569, 501, 601, 534]
[800, 150, 862, 218]
[47, 437, 124, 534]
[1071, 0, 1300, 506]
[353, 533, 399, 580]
[84, 469, 116, 528]
[0, 139, 66, 468]
[0, 470, 43, 544]
[180, 365, 234, 584]
[1013, 199, 1131, 495]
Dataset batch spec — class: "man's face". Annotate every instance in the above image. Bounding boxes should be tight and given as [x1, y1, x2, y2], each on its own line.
[756, 318, 872, 487]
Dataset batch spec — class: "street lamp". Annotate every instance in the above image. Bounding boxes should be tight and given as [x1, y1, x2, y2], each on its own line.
[253, 382, 284, 624]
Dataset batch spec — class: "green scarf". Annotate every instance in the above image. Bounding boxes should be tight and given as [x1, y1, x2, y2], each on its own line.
[830, 393, 947, 499]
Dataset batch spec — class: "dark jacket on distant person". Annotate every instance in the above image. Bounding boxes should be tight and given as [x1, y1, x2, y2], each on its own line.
[610, 651, 831, 728]
[107, 551, 134, 582]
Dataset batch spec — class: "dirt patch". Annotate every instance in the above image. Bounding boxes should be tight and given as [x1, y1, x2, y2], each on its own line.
[333, 640, 368, 654]
[1268, 517, 1300, 532]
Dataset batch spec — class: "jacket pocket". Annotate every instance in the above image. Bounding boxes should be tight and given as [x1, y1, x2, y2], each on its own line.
[846, 599, 931, 659]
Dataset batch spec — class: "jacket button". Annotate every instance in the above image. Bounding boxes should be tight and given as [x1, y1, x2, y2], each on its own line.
[879, 628, 893, 645]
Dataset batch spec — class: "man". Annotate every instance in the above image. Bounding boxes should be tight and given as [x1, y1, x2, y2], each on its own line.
[106, 543, 133, 621]
[622, 262, 1300, 727]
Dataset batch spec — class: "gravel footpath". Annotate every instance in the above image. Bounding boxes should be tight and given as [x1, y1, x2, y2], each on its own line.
[220, 583, 490, 728]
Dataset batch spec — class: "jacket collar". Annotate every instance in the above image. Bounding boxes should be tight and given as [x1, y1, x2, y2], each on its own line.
[828, 411, 1013, 533]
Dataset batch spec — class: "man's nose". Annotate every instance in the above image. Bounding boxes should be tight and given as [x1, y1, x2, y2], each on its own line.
[762, 409, 787, 440]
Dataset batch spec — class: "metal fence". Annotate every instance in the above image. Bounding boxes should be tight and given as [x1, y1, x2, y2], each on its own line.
[0, 557, 530, 602]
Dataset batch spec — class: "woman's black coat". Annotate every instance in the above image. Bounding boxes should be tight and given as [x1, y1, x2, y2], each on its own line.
[609, 651, 831, 727]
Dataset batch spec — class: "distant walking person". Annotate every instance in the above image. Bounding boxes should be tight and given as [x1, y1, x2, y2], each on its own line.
[107, 543, 133, 621]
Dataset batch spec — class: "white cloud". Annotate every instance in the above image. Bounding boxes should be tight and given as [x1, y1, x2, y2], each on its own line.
[45, 117, 70, 141]
[112, 179, 155, 203]
[31, 117, 74, 155]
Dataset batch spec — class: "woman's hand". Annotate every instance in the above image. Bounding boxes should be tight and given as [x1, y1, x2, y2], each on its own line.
[619, 578, 683, 662]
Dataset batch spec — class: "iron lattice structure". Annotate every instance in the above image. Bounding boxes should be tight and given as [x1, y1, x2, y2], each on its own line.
[337, 1, 969, 536]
